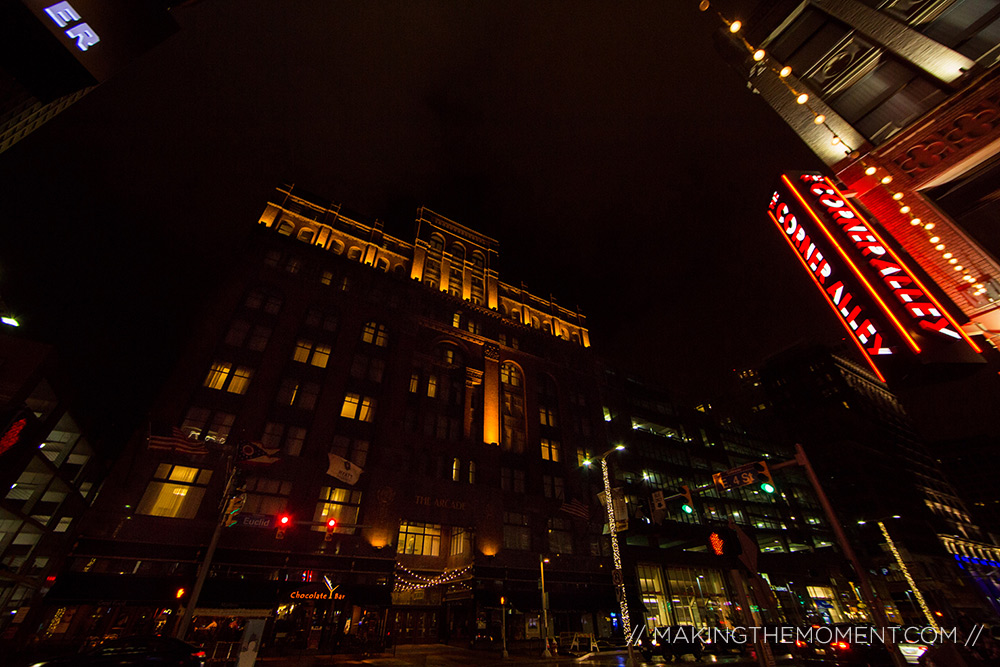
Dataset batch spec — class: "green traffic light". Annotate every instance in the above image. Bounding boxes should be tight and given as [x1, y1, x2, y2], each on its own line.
[681, 504, 694, 514]
[761, 482, 775, 494]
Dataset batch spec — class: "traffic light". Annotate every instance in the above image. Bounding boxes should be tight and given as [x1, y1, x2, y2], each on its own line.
[224, 492, 246, 528]
[276, 513, 291, 539]
[753, 461, 775, 494]
[679, 485, 694, 514]
[324, 518, 337, 541]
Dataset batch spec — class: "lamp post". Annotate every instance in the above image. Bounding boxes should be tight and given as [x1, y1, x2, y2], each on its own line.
[584, 444, 637, 667]
[540, 555, 551, 657]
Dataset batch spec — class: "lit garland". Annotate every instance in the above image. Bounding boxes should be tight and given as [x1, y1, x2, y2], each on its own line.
[698, 2, 985, 296]
[602, 457, 633, 642]
[878, 521, 939, 630]
[394, 563, 474, 592]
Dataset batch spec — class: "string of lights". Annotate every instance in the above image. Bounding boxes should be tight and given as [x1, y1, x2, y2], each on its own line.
[878, 521, 939, 630]
[393, 563, 474, 592]
[697, 2, 987, 295]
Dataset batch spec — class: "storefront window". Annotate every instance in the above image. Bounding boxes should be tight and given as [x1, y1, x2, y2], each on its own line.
[398, 522, 441, 556]
[637, 563, 733, 630]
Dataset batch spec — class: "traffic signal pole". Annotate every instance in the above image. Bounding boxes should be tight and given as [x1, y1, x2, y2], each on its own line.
[175, 464, 238, 641]
[769, 444, 906, 667]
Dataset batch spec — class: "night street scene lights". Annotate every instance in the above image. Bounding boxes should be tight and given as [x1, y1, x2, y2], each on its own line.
[583, 444, 638, 666]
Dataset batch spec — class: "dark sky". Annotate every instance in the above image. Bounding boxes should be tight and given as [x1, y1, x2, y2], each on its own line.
[0, 0, 870, 434]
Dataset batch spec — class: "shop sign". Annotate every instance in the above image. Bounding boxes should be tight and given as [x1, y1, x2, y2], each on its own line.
[414, 495, 468, 511]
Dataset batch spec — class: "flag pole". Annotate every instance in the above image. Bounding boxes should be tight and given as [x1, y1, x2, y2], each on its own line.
[175, 449, 237, 640]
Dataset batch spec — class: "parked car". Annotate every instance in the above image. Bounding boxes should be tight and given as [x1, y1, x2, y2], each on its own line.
[30, 636, 207, 667]
[639, 625, 705, 662]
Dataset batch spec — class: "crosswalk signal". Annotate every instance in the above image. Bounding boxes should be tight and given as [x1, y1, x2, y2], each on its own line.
[753, 462, 775, 493]
[680, 485, 694, 514]
[276, 513, 291, 539]
[324, 518, 337, 541]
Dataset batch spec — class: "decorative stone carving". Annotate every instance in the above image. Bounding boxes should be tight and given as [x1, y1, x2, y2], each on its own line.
[483, 343, 500, 362]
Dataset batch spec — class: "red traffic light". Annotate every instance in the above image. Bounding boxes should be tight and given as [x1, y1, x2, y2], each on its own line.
[327, 518, 337, 528]
[279, 514, 291, 525]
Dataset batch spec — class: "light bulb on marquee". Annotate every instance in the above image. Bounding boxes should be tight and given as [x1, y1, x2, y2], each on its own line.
[814, 114, 825, 124]
[930, 236, 940, 244]
[892, 193, 903, 200]
[881, 176, 893, 184]
[730, 20, 741, 32]
[943, 252, 953, 258]
[910, 218, 921, 226]
[796, 93, 809, 104]
[923, 222, 934, 230]
[831, 136, 841, 145]
[865, 166, 877, 175]
[900, 205, 911, 214]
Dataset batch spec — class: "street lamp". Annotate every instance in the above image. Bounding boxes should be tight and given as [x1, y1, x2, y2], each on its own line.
[583, 444, 637, 666]
[540, 556, 551, 657]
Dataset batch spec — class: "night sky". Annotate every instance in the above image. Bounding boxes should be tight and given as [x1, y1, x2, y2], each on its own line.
[0, 1, 927, 440]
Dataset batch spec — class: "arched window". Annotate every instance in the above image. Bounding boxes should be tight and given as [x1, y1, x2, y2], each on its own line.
[297, 228, 316, 243]
[472, 251, 485, 270]
[376, 258, 389, 272]
[277, 220, 295, 236]
[452, 458, 461, 482]
[449, 243, 465, 264]
[510, 309, 520, 324]
[347, 247, 363, 261]
[436, 343, 463, 367]
[543, 321, 551, 334]
[330, 239, 345, 255]
[430, 234, 445, 252]
[531, 317, 540, 329]
[468, 461, 476, 484]
[500, 362, 525, 453]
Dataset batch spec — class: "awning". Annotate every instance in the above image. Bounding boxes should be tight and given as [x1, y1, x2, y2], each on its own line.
[193, 608, 273, 618]
[45, 573, 187, 605]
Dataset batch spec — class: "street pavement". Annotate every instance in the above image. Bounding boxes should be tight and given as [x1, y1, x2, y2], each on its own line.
[255, 643, 787, 666]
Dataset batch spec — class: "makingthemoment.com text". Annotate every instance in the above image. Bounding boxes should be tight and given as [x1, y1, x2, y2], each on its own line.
[629, 625, 969, 646]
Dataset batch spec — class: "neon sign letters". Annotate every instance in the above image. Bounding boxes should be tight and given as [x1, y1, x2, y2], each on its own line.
[43, 2, 100, 52]
[769, 172, 981, 381]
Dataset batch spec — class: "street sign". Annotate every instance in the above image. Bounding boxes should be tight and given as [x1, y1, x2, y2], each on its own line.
[612, 569, 624, 586]
[713, 461, 768, 492]
[650, 490, 666, 511]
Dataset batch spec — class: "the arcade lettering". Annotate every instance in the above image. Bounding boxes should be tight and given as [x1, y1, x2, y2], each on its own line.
[796, 174, 962, 341]
[415, 495, 468, 511]
[768, 189, 891, 359]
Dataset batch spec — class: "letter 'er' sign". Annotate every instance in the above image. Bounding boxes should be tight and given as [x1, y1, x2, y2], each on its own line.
[768, 173, 982, 382]
[43, 2, 99, 51]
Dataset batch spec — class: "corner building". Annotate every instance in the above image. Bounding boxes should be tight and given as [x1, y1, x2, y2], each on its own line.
[43, 185, 867, 654]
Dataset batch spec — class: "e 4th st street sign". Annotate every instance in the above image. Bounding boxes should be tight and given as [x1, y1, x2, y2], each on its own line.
[712, 463, 761, 492]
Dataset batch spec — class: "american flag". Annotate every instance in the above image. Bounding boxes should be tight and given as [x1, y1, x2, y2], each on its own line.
[559, 498, 590, 520]
[148, 427, 209, 456]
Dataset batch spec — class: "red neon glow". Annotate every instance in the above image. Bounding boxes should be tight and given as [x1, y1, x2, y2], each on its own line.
[768, 209, 888, 382]
[279, 515, 290, 525]
[821, 176, 982, 354]
[782, 174, 921, 354]
[175, 587, 186, 599]
[0, 417, 26, 456]
[709, 532, 725, 556]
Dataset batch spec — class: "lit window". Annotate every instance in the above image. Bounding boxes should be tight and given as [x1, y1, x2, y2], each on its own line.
[468, 461, 476, 484]
[136, 464, 212, 519]
[398, 521, 441, 556]
[452, 312, 462, 328]
[361, 322, 388, 347]
[427, 375, 438, 398]
[203, 362, 253, 394]
[313, 487, 361, 534]
[576, 448, 592, 467]
[541, 439, 560, 462]
[292, 341, 331, 368]
[451, 527, 469, 556]
[340, 393, 375, 422]
[452, 458, 461, 481]
[321, 271, 333, 285]
[539, 407, 558, 427]
[409, 372, 419, 393]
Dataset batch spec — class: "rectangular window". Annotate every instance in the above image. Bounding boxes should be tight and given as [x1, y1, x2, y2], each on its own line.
[313, 486, 361, 534]
[471, 277, 485, 305]
[503, 512, 531, 550]
[244, 476, 292, 515]
[576, 448, 592, 467]
[277, 379, 320, 410]
[540, 439, 560, 462]
[260, 423, 306, 456]
[466, 319, 481, 335]
[340, 393, 375, 422]
[539, 407, 558, 427]
[427, 375, 438, 398]
[247, 325, 272, 352]
[136, 464, 212, 519]
[450, 527, 469, 556]
[361, 322, 388, 347]
[321, 271, 333, 286]
[293, 340, 330, 368]
[203, 362, 253, 394]
[501, 467, 525, 493]
[350, 355, 385, 383]
[409, 372, 419, 394]
[548, 517, 573, 554]
[181, 407, 235, 443]
[398, 521, 441, 556]
[452, 312, 462, 328]
[224, 320, 250, 347]
[543, 475, 564, 500]
[331, 436, 370, 468]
